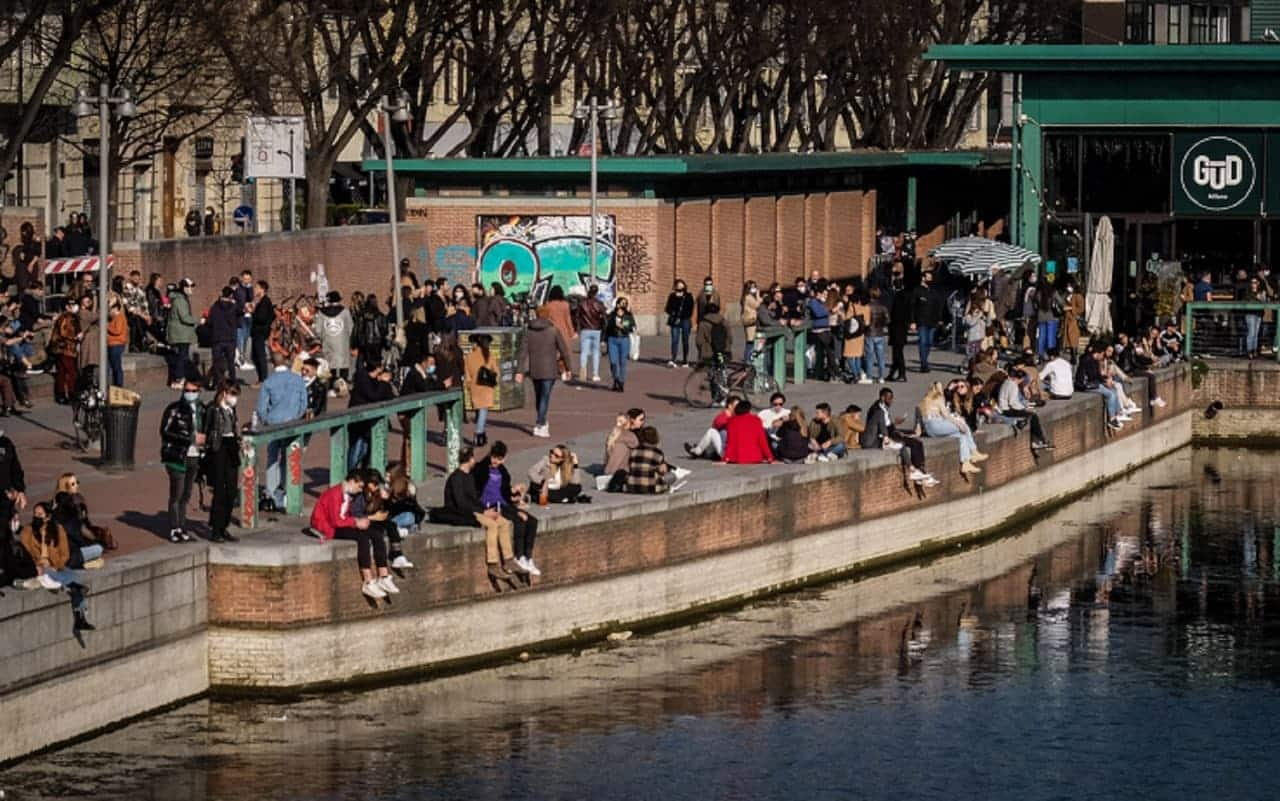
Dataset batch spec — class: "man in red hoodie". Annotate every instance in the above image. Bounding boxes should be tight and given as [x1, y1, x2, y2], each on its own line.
[722, 399, 775, 465]
[308, 470, 396, 600]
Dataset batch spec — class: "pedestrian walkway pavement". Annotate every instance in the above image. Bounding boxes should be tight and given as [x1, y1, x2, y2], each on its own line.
[3, 336, 970, 556]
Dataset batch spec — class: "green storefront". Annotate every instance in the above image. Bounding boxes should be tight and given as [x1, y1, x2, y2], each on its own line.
[926, 44, 1280, 321]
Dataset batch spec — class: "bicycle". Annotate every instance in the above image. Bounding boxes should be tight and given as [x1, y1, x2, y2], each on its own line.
[683, 356, 779, 409]
[71, 365, 104, 452]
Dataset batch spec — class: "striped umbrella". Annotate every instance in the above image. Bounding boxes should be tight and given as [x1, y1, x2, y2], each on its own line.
[43, 255, 115, 275]
[930, 236, 1041, 278]
[929, 236, 992, 264]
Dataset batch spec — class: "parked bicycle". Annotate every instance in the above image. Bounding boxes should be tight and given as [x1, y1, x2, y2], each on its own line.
[683, 356, 779, 409]
[71, 365, 104, 451]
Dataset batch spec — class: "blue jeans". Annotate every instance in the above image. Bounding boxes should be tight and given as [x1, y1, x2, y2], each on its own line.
[533, 378, 555, 426]
[236, 317, 251, 357]
[1245, 314, 1262, 353]
[670, 318, 692, 363]
[43, 568, 88, 611]
[844, 356, 863, 382]
[865, 336, 886, 380]
[820, 441, 848, 459]
[607, 336, 630, 385]
[1037, 320, 1059, 358]
[107, 344, 125, 387]
[579, 329, 601, 378]
[392, 511, 417, 530]
[923, 416, 976, 463]
[348, 432, 369, 471]
[475, 407, 488, 435]
[1090, 385, 1121, 419]
[917, 326, 935, 369]
[266, 439, 288, 507]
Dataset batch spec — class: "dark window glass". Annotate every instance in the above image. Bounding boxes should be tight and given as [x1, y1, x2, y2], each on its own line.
[1044, 134, 1080, 213]
[1081, 135, 1170, 214]
[1126, 1, 1155, 42]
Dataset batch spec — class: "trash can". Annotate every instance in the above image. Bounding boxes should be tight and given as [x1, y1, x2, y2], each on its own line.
[459, 327, 526, 411]
[102, 396, 141, 471]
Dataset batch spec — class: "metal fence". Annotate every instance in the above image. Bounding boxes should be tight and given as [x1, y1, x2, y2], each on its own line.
[1183, 301, 1280, 361]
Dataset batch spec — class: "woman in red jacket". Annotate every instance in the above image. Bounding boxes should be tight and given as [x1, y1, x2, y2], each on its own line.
[722, 399, 775, 465]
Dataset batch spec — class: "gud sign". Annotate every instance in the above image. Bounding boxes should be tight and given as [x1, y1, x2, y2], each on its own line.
[1175, 133, 1262, 215]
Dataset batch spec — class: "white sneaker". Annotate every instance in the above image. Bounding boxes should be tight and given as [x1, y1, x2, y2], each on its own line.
[667, 360, 677, 368]
[524, 558, 542, 577]
[38, 573, 62, 590]
[908, 467, 928, 482]
[922, 475, 941, 487]
[858, 377, 872, 385]
[591, 374, 601, 383]
[533, 425, 551, 438]
[377, 575, 400, 594]
[391, 554, 414, 569]
[397, 527, 410, 539]
[817, 453, 831, 463]
[804, 453, 817, 464]
[1152, 397, 1167, 408]
[1125, 405, 1142, 415]
[362, 580, 387, 599]
[1116, 414, 1133, 422]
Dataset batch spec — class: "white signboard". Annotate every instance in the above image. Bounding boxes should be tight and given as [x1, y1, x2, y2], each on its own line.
[245, 116, 305, 179]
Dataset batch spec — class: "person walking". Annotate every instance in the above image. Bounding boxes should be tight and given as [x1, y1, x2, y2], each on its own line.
[159, 376, 205, 543]
[604, 295, 637, 392]
[254, 351, 308, 511]
[317, 290, 354, 391]
[165, 278, 198, 388]
[247, 280, 275, 384]
[464, 333, 499, 446]
[203, 381, 242, 543]
[665, 279, 695, 367]
[516, 315, 571, 439]
[574, 284, 606, 383]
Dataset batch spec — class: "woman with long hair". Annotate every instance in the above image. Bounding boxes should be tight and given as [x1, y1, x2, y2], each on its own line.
[203, 380, 242, 542]
[774, 406, 811, 463]
[918, 382, 986, 476]
[741, 281, 761, 363]
[463, 333, 498, 446]
[527, 444, 585, 503]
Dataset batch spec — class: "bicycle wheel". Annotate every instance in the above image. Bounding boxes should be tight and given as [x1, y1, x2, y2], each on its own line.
[740, 366, 780, 407]
[683, 364, 716, 408]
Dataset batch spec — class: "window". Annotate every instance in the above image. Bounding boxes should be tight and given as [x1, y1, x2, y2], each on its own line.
[1126, 1, 1155, 43]
[1127, 2, 1247, 44]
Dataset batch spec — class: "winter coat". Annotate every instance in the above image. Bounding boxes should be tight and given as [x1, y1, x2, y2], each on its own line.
[518, 318, 571, 381]
[464, 346, 498, 411]
[842, 302, 870, 358]
[166, 292, 198, 345]
[317, 304, 354, 371]
[207, 298, 239, 346]
[1063, 292, 1085, 349]
[471, 295, 506, 328]
[574, 297, 607, 332]
[536, 299, 575, 346]
[160, 397, 204, 466]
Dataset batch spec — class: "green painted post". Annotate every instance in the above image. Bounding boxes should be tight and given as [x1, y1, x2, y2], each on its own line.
[1272, 303, 1280, 363]
[284, 438, 303, 515]
[445, 399, 462, 473]
[792, 328, 807, 386]
[329, 425, 348, 483]
[771, 333, 786, 388]
[906, 174, 918, 233]
[1184, 302, 1195, 360]
[409, 409, 427, 483]
[239, 437, 257, 531]
[370, 417, 388, 471]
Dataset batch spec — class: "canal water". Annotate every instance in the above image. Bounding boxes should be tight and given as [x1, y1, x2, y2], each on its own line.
[5, 447, 1280, 801]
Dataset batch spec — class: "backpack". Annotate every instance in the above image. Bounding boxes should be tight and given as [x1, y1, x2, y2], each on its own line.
[710, 320, 729, 353]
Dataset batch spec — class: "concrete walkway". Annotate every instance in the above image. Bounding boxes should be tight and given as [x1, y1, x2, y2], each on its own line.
[4, 336, 969, 555]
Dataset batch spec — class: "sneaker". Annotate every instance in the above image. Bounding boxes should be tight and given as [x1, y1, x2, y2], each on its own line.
[1116, 414, 1133, 423]
[168, 528, 184, 543]
[592, 374, 601, 383]
[25, 367, 43, 375]
[921, 475, 940, 487]
[858, 376, 872, 385]
[884, 439, 904, 451]
[362, 580, 388, 600]
[396, 527, 410, 539]
[506, 558, 530, 575]
[533, 425, 551, 439]
[804, 453, 818, 464]
[377, 575, 400, 594]
[961, 461, 981, 475]
[683, 442, 699, 458]
[391, 554, 414, 569]
[908, 467, 929, 482]
[817, 453, 831, 463]
[970, 452, 990, 463]
[179, 530, 194, 543]
[302, 527, 324, 539]
[1125, 405, 1142, 415]
[524, 558, 542, 577]
[38, 573, 62, 590]
[1152, 397, 1167, 408]
[667, 360, 678, 368]
[1033, 441, 1056, 451]
[82, 558, 105, 569]
[1107, 419, 1124, 431]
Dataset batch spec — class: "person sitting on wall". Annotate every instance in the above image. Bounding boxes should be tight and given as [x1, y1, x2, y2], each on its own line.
[430, 446, 524, 589]
[773, 406, 812, 464]
[860, 387, 937, 487]
[308, 470, 397, 600]
[807, 402, 847, 462]
[1040, 348, 1075, 400]
[528, 442, 587, 504]
[683, 394, 738, 461]
[997, 367, 1056, 452]
[602, 408, 644, 492]
[357, 469, 413, 572]
[476, 441, 542, 576]
[722, 399, 775, 465]
[627, 426, 672, 494]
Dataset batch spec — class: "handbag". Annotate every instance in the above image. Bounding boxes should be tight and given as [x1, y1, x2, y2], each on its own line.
[476, 366, 498, 387]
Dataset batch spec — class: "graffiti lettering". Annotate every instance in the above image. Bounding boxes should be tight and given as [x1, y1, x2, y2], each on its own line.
[615, 233, 652, 297]
[475, 215, 616, 306]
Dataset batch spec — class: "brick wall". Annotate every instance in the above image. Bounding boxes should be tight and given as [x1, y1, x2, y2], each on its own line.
[674, 199, 712, 286]
[803, 194, 827, 278]
[710, 197, 745, 297]
[776, 195, 805, 281]
[207, 366, 1191, 631]
[743, 196, 777, 290]
[826, 191, 859, 280]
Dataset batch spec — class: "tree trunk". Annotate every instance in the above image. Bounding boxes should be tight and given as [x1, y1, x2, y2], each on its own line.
[305, 152, 336, 229]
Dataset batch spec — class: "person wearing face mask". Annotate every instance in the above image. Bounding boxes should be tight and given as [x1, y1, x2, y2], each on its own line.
[741, 282, 761, 363]
[21, 502, 95, 632]
[48, 299, 83, 404]
[463, 333, 499, 446]
[301, 358, 328, 419]
[696, 276, 721, 324]
[604, 295, 637, 392]
[665, 279, 695, 367]
[204, 380, 243, 542]
[159, 376, 206, 542]
[166, 278, 198, 388]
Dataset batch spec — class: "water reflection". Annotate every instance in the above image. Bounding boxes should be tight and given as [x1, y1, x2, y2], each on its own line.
[7, 447, 1280, 801]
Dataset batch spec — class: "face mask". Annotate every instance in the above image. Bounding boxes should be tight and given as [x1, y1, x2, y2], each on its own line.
[303, 375, 315, 386]
[426, 365, 436, 375]
[183, 391, 200, 402]
[225, 396, 239, 409]
[704, 284, 714, 293]
[67, 306, 79, 314]
[675, 287, 685, 294]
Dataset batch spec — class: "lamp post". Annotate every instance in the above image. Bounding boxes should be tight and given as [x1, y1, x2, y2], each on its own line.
[572, 97, 617, 287]
[380, 91, 411, 337]
[72, 83, 136, 402]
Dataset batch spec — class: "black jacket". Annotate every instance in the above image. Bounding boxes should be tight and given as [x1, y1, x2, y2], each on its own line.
[473, 455, 514, 507]
[860, 400, 896, 449]
[250, 295, 275, 337]
[1075, 355, 1105, 391]
[911, 286, 947, 328]
[160, 398, 204, 465]
[203, 404, 241, 455]
[305, 379, 327, 417]
[0, 434, 24, 494]
[431, 467, 484, 527]
[207, 299, 239, 345]
[401, 364, 444, 396]
[664, 292, 694, 322]
[774, 422, 810, 462]
[889, 291, 913, 344]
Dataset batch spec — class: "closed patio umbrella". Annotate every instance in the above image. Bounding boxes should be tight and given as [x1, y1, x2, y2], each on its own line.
[1085, 216, 1115, 335]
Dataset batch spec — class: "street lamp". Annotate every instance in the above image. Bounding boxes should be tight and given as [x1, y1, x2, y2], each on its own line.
[380, 90, 411, 339]
[572, 97, 617, 287]
[73, 83, 136, 404]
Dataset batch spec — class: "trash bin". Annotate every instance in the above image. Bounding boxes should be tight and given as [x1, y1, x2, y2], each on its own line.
[102, 398, 141, 471]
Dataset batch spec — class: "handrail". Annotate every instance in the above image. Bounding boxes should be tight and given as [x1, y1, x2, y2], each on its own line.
[1183, 300, 1280, 362]
[756, 322, 811, 386]
[238, 387, 464, 529]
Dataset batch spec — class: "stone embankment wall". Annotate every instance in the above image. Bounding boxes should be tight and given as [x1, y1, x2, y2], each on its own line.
[1192, 360, 1280, 443]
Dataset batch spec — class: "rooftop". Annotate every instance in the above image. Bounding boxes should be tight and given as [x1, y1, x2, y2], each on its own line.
[925, 44, 1280, 72]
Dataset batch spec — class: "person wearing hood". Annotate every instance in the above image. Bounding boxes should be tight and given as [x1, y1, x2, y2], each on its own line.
[166, 278, 198, 387]
[695, 302, 732, 365]
[516, 316, 572, 439]
[206, 286, 240, 387]
[318, 290, 354, 390]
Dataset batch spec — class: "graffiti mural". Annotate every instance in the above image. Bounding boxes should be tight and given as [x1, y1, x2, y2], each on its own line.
[434, 245, 477, 286]
[615, 233, 653, 297]
[476, 215, 616, 306]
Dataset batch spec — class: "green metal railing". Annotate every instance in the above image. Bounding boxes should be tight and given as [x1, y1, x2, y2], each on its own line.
[756, 322, 811, 386]
[1183, 301, 1280, 362]
[238, 388, 464, 530]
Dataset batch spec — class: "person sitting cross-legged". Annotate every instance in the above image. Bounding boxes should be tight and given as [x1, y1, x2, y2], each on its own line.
[684, 394, 737, 460]
[627, 426, 673, 493]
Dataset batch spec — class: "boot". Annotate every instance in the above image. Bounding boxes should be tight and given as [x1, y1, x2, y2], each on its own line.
[616, 380, 624, 393]
[73, 610, 96, 632]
